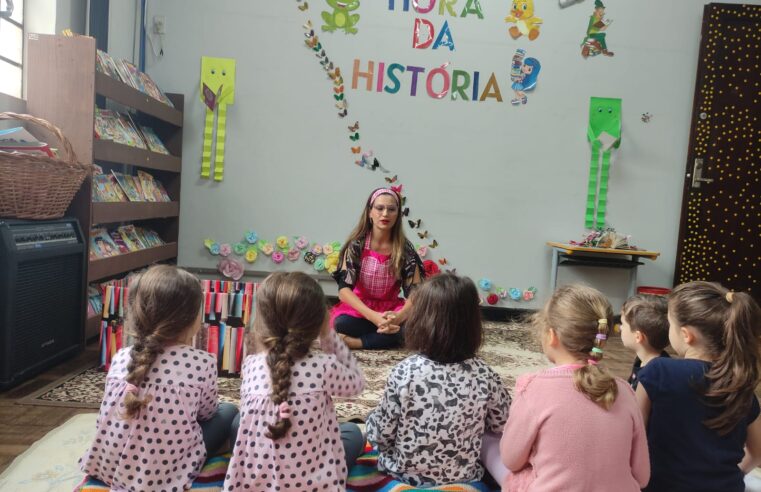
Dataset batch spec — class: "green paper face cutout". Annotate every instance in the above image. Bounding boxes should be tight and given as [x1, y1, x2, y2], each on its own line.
[588, 97, 621, 146]
[585, 97, 622, 229]
[201, 57, 236, 105]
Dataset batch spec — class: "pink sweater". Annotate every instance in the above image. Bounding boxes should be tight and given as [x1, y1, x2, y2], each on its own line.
[500, 365, 649, 492]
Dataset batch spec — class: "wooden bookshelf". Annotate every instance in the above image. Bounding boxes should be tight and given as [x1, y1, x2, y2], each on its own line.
[26, 34, 184, 340]
[92, 201, 179, 224]
[86, 314, 101, 340]
[88, 243, 179, 282]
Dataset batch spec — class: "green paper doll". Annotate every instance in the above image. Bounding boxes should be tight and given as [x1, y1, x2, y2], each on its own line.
[200, 56, 236, 181]
[585, 97, 621, 229]
[321, 0, 360, 35]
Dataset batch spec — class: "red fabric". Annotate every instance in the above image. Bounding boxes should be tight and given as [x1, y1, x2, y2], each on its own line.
[422, 260, 440, 276]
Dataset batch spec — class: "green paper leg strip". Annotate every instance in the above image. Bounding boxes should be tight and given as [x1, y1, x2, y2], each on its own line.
[596, 149, 611, 228]
[202, 108, 214, 179]
[214, 103, 227, 182]
[585, 140, 601, 228]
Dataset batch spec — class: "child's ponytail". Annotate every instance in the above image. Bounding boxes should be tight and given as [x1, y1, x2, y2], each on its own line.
[535, 285, 618, 410]
[670, 282, 761, 435]
[573, 318, 618, 410]
[253, 272, 328, 440]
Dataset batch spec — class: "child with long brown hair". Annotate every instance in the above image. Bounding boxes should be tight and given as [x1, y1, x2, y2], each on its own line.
[331, 187, 425, 349]
[223, 272, 365, 490]
[500, 284, 649, 491]
[636, 281, 761, 491]
[79, 265, 239, 491]
[366, 274, 511, 487]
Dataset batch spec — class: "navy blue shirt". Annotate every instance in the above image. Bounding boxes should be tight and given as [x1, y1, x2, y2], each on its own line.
[639, 357, 760, 492]
[628, 351, 670, 390]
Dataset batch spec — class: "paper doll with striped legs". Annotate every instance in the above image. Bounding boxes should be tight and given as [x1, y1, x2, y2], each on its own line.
[200, 57, 236, 181]
[585, 97, 621, 228]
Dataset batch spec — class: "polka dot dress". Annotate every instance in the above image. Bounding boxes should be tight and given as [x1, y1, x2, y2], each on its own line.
[80, 345, 218, 491]
[223, 330, 365, 491]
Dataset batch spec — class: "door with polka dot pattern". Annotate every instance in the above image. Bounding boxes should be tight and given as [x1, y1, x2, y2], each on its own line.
[675, 3, 761, 303]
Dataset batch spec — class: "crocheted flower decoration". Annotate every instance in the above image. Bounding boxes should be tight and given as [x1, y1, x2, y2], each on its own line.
[496, 287, 508, 299]
[206, 241, 220, 256]
[331, 241, 341, 251]
[322, 243, 334, 256]
[287, 247, 301, 262]
[311, 244, 323, 256]
[304, 251, 317, 264]
[233, 242, 246, 256]
[417, 245, 428, 258]
[260, 242, 274, 256]
[486, 293, 499, 305]
[478, 278, 492, 292]
[523, 287, 537, 301]
[272, 251, 285, 264]
[295, 236, 309, 250]
[509, 288, 522, 301]
[325, 251, 340, 274]
[219, 243, 232, 257]
[423, 259, 440, 277]
[245, 248, 258, 263]
[314, 258, 326, 271]
[218, 258, 244, 280]
[245, 230, 258, 244]
[276, 236, 289, 251]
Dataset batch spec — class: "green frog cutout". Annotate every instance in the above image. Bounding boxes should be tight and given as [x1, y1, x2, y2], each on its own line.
[321, 0, 360, 35]
[585, 97, 621, 228]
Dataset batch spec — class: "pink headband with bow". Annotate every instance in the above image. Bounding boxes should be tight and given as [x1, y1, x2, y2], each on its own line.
[369, 188, 399, 207]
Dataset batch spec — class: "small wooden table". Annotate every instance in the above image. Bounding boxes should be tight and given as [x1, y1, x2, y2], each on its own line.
[547, 242, 661, 298]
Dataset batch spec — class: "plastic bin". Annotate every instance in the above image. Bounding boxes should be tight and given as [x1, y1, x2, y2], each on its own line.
[637, 286, 671, 297]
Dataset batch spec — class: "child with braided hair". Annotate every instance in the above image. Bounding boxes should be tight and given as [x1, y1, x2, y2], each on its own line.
[636, 282, 761, 492]
[79, 265, 239, 491]
[499, 284, 649, 491]
[223, 272, 365, 491]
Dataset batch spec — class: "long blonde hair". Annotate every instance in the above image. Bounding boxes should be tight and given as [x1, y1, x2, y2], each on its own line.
[123, 265, 202, 419]
[533, 284, 618, 410]
[669, 281, 761, 435]
[338, 188, 407, 278]
[251, 272, 327, 440]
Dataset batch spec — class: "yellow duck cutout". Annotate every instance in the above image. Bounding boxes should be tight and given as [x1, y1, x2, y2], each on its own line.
[504, 0, 542, 41]
[200, 56, 236, 181]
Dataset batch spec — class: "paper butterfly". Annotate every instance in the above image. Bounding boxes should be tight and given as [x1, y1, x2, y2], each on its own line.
[402, 207, 409, 216]
[336, 101, 348, 110]
[338, 109, 348, 117]
[349, 133, 359, 141]
[305, 38, 318, 48]
[315, 49, 326, 58]
[334, 93, 344, 101]
[304, 29, 315, 38]
[641, 112, 652, 123]
[303, 20, 313, 29]
[385, 174, 398, 183]
[329, 67, 342, 80]
[334, 86, 344, 94]
[429, 240, 439, 248]
[322, 61, 334, 71]
[438, 258, 448, 265]
[401, 196, 407, 206]
[408, 219, 421, 229]
[348, 121, 360, 132]
[298, 2, 308, 11]
[351, 146, 361, 154]
[390, 184, 403, 194]
[446, 268, 457, 274]
[417, 230, 429, 239]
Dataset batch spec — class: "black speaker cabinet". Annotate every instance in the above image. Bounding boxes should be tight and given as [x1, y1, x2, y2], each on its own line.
[0, 218, 85, 390]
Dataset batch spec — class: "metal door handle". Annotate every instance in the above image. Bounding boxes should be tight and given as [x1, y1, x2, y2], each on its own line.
[691, 158, 713, 188]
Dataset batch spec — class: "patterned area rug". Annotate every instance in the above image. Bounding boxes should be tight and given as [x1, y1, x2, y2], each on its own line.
[19, 322, 547, 421]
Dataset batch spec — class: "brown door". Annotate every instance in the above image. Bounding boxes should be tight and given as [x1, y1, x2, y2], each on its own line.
[674, 3, 761, 303]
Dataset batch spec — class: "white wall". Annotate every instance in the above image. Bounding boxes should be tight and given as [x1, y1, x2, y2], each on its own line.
[106, 0, 138, 62]
[107, 0, 761, 310]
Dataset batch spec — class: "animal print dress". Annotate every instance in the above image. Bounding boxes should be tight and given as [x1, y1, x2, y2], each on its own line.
[366, 354, 511, 487]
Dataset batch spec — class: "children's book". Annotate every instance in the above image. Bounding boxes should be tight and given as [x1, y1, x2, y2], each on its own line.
[136, 170, 159, 202]
[109, 230, 132, 254]
[154, 179, 171, 202]
[90, 228, 120, 258]
[111, 171, 142, 202]
[92, 174, 118, 202]
[127, 175, 146, 201]
[117, 225, 147, 251]
[139, 126, 170, 155]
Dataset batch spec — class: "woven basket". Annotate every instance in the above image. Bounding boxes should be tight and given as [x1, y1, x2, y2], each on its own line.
[0, 112, 93, 219]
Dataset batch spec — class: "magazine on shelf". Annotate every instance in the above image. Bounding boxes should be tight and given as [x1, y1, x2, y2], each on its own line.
[138, 126, 170, 155]
[111, 171, 143, 202]
[136, 170, 159, 202]
[109, 230, 132, 254]
[89, 228, 120, 259]
[117, 225, 147, 251]
[93, 174, 122, 202]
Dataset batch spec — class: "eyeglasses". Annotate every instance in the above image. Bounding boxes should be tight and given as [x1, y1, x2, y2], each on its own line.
[372, 205, 399, 214]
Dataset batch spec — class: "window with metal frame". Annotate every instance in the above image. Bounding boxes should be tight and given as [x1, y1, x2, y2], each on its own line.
[0, 0, 24, 98]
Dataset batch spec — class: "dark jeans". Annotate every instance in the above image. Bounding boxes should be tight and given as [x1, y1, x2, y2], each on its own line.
[199, 402, 239, 455]
[229, 416, 364, 473]
[334, 314, 403, 350]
